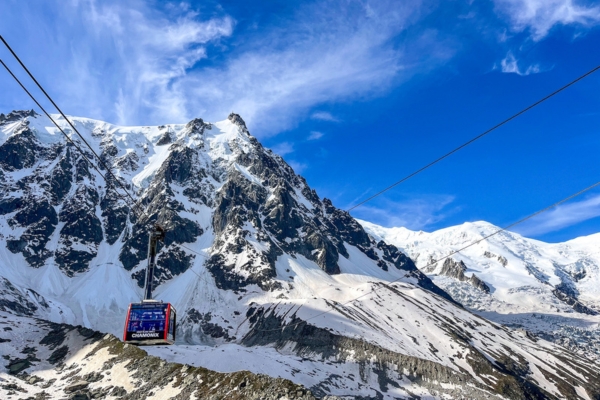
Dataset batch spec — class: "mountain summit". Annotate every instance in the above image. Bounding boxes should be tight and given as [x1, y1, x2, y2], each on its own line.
[0, 111, 599, 399]
[360, 219, 600, 361]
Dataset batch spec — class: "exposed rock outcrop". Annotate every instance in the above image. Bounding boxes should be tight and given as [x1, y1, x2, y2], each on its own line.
[0, 313, 317, 400]
[439, 258, 490, 293]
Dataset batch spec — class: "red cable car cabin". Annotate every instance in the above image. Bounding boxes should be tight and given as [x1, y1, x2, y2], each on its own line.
[123, 301, 176, 345]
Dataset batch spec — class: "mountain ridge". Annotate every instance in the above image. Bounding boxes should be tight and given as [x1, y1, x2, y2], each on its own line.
[0, 110, 599, 399]
[359, 218, 600, 362]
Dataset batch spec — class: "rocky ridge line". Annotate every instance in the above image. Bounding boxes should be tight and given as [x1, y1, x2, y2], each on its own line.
[0, 313, 320, 400]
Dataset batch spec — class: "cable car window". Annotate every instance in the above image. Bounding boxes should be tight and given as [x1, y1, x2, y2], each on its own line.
[125, 303, 168, 341]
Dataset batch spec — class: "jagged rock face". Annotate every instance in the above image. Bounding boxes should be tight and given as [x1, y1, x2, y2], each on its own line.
[0, 123, 41, 171]
[56, 185, 104, 274]
[469, 273, 490, 293]
[0, 277, 47, 316]
[484, 250, 508, 267]
[439, 258, 467, 280]
[438, 258, 490, 293]
[0, 120, 109, 274]
[0, 109, 37, 124]
[0, 109, 445, 300]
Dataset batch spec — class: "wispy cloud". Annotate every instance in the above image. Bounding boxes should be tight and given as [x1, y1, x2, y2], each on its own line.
[187, 1, 456, 135]
[515, 194, 600, 236]
[270, 142, 295, 156]
[0, 0, 233, 126]
[349, 194, 459, 230]
[288, 161, 308, 174]
[498, 52, 543, 75]
[311, 112, 339, 122]
[308, 131, 324, 140]
[82, 1, 234, 125]
[494, 0, 600, 40]
[1, 0, 455, 135]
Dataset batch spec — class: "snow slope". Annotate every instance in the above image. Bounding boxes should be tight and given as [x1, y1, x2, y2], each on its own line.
[0, 110, 599, 399]
[359, 219, 600, 360]
[0, 311, 314, 399]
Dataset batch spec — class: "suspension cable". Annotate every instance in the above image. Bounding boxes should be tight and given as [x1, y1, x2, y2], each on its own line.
[347, 64, 600, 212]
[257, 177, 600, 332]
[0, 59, 134, 207]
[1, 35, 147, 220]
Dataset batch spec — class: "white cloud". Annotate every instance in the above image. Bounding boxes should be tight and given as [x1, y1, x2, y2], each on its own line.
[270, 142, 295, 156]
[1, 0, 455, 134]
[350, 195, 458, 230]
[288, 161, 308, 174]
[311, 112, 339, 122]
[79, 1, 234, 125]
[515, 194, 600, 236]
[8, 0, 233, 126]
[308, 131, 324, 140]
[186, 1, 455, 135]
[494, 0, 600, 40]
[499, 52, 542, 75]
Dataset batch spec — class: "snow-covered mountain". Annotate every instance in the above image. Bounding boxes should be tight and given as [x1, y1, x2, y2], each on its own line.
[1, 109, 599, 399]
[359, 220, 600, 360]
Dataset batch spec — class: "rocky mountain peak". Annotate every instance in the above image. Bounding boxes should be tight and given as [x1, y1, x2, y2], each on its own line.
[227, 112, 249, 133]
[0, 110, 443, 293]
[2, 110, 599, 399]
[0, 109, 37, 125]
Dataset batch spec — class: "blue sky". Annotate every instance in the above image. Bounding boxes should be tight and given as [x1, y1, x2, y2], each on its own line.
[1, 0, 599, 242]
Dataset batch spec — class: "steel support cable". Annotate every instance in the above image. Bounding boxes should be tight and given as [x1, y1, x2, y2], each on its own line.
[0, 59, 135, 209]
[0, 35, 147, 220]
[0, 60, 210, 293]
[4, 37, 598, 327]
[1, 54, 212, 268]
[256, 177, 600, 332]
[346, 64, 600, 212]
[0, 40, 216, 291]
[0, 59, 213, 297]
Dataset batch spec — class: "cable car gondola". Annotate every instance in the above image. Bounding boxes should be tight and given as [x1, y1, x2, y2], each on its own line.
[123, 225, 177, 345]
[123, 301, 176, 345]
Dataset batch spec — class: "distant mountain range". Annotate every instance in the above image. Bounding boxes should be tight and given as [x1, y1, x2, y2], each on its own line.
[359, 219, 600, 360]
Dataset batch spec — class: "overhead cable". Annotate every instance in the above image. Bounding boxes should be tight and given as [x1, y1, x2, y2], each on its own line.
[1, 41, 212, 268]
[0, 59, 134, 208]
[257, 177, 600, 332]
[346, 64, 600, 211]
[0, 35, 147, 220]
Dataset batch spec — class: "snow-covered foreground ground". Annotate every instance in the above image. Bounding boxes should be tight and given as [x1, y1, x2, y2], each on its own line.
[148, 344, 438, 399]
[0, 312, 316, 400]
